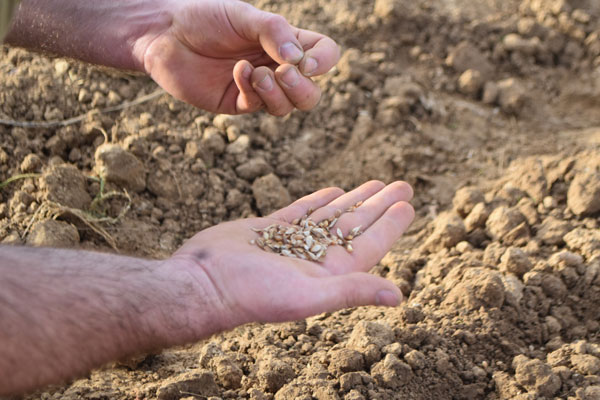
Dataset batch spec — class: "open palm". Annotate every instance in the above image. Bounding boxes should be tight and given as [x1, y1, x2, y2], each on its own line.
[171, 181, 414, 332]
[140, 0, 340, 115]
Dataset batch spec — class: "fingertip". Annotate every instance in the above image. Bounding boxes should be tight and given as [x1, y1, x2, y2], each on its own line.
[375, 288, 402, 307]
[233, 60, 263, 113]
[390, 201, 416, 226]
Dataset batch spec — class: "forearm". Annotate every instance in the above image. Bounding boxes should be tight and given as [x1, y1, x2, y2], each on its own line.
[4, 0, 171, 72]
[0, 245, 220, 396]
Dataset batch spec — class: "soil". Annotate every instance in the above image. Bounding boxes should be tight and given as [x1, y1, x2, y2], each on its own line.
[1, 0, 600, 399]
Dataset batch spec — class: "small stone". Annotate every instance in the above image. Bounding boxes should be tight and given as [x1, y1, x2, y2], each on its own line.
[54, 59, 69, 76]
[27, 220, 80, 248]
[252, 173, 291, 215]
[500, 247, 533, 277]
[20, 154, 43, 173]
[456, 241, 474, 253]
[458, 69, 483, 97]
[567, 169, 600, 216]
[94, 144, 146, 192]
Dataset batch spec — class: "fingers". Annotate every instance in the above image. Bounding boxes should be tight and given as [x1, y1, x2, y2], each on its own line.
[233, 60, 263, 113]
[270, 187, 345, 221]
[335, 181, 413, 236]
[297, 29, 342, 77]
[274, 65, 321, 111]
[309, 181, 386, 223]
[350, 202, 415, 268]
[311, 273, 402, 313]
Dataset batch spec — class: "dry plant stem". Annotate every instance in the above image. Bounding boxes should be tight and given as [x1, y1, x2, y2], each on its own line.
[0, 89, 164, 128]
[251, 201, 364, 261]
[0, 173, 41, 190]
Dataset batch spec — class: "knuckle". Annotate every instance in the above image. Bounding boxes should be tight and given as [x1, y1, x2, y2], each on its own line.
[263, 13, 288, 32]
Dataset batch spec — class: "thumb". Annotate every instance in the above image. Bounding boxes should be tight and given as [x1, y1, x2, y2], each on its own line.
[311, 273, 403, 314]
[226, 2, 304, 65]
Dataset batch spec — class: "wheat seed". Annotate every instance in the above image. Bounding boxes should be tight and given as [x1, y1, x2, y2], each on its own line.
[250, 201, 364, 262]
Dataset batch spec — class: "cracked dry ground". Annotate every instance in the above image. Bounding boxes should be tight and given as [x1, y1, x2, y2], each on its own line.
[1, 0, 600, 399]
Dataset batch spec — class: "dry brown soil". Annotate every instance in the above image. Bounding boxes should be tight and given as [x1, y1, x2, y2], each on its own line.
[1, 0, 600, 399]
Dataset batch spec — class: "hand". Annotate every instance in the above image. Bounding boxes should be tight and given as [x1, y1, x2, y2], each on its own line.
[168, 181, 414, 336]
[136, 0, 341, 115]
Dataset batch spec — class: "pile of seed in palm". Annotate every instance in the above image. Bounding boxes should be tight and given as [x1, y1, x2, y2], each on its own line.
[250, 201, 364, 261]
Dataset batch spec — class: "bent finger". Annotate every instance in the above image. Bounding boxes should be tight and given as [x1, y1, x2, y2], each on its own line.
[233, 60, 264, 113]
[274, 64, 321, 111]
[251, 66, 295, 116]
[309, 180, 386, 223]
[297, 30, 341, 77]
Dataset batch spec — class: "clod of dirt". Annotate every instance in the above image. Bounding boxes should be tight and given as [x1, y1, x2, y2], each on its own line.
[156, 370, 219, 400]
[496, 78, 527, 115]
[201, 126, 226, 155]
[20, 153, 42, 173]
[256, 359, 295, 392]
[500, 247, 533, 277]
[94, 143, 146, 192]
[458, 69, 484, 97]
[571, 354, 600, 375]
[147, 169, 179, 200]
[567, 169, 600, 216]
[347, 321, 395, 365]
[443, 268, 505, 310]
[26, 220, 80, 248]
[513, 356, 561, 398]
[252, 173, 291, 215]
[453, 187, 485, 217]
[482, 81, 499, 104]
[374, 0, 405, 19]
[564, 228, 600, 259]
[464, 202, 490, 232]
[40, 164, 92, 209]
[423, 212, 466, 252]
[536, 216, 571, 245]
[446, 41, 494, 79]
[370, 353, 412, 389]
[503, 34, 542, 56]
[486, 206, 526, 242]
[236, 157, 272, 181]
[327, 348, 365, 375]
[403, 349, 426, 370]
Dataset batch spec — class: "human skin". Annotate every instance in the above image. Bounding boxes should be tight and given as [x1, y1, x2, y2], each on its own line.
[5, 0, 341, 115]
[0, 181, 414, 395]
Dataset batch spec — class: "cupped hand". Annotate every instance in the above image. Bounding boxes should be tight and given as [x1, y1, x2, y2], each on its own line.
[169, 181, 414, 334]
[136, 0, 340, 115]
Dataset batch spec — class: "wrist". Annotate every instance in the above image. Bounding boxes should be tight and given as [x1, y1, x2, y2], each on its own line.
[150, 253, 233, 346]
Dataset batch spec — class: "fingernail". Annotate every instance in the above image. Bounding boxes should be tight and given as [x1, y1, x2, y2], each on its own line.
[302, 57, 318, 76]
[280, 42, 304, 63]
[280, 67, 300, 87]
[256, 74, 273, 91]
[242, 65, 252, 79]
[375, 290, 400, 307]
